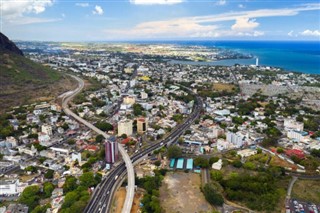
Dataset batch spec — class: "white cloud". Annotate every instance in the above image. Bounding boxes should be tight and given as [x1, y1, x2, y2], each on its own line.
[129, 0, 183, 5]
[1, 0, 54, 19]
[215, 0, 226, 6]
[287, 30, 297, 37]
[231, 17, 259, 31]
[238, 4, 245, 9]
[1, 0, 58, 25]
[104, 3, 320, 39]
[92, 5, 104, 15]
[300, 29, 320, 37]
[7, 17, 62, 25]
[61, 13, 66, 18]
[75, 3, 89, 7]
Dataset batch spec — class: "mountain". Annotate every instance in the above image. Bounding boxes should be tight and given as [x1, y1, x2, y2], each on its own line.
[0, 32, 24, 56]
[0, 33, 76, 112]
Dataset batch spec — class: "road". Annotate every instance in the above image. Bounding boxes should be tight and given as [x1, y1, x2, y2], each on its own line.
[287, 176, 298, 199]
[60, 75, 135, 213]
[84, 83, 203, 213]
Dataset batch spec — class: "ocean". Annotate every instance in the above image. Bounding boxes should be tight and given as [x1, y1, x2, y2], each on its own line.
[135, 40, 320, 74]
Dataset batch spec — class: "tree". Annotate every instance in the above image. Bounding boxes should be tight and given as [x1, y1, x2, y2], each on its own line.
[95, 121, 113, 132]
[203, 183, 224, 206]
[25, 166, 37, 173]
[194, 156, 210, 168]
[121, 134, 128, 139]
[63, 176, 78, 193]
[210, 170, 223, 182]
[178, 137, 184, 144]
[95, 134, 104, 143]
[43, 182, 55, 198]
[19, 185, 40, 211]
[67, 139, 76, 145]
[167, 145, 182, 159]
[209, 156, 219, 165]
[31, 204, 51, 213]
[79, 172, 96, 188]
[232, 160, 243, 168]
[276, 147, 284, 154]
[133, 103, 144, 116]
[44, 169, 54, 179]
[154, 160, 161, 167]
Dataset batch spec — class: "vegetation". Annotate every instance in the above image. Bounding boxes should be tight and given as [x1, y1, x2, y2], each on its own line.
[95, 121, 113, 132]
[167, 145, 182, 159]
[194, 156, 210, 168]
[203, 183, 224, 206]
[219, 172, 285, 211]
[133, 103, 144, 116]
[136, 169, 167, 213]
[19, 185, 41, 211]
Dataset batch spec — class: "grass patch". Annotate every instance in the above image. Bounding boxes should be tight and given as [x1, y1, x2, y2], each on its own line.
[292, 179, 320, 203]
[213, 83, 236, 92]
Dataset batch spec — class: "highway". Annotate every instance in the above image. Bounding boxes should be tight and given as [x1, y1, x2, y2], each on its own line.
[60, 75, 135, 213]
[85, 83, 204, 213]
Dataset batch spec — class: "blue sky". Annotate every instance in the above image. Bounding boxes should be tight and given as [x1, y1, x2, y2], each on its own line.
[1, 0, 320, 41]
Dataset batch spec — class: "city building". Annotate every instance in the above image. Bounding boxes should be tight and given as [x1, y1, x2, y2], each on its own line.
[226, 132, 245, 148]
[137, 117, 148, 134]
[284, 118, 304, 131]
[0, 179, 19, 195]
[123, 96, 135, 105]
[118, 119, 133, 137]
[287, 130, 308, 142]
[105, 137, 119, 165]
[41, 124, 53, 136]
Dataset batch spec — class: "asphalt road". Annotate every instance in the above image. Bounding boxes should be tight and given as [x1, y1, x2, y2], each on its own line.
[61, 75, 135, 213]
[84, 84, 203, 213]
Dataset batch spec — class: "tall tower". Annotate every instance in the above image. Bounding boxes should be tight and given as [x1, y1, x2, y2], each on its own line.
[105, 136, 119, 164]
[256, 57, 259, 66]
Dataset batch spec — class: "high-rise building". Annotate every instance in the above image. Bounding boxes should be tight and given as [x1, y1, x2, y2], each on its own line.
[226, 132, 244, 148]
[137, 117, 148, 134]
[105, 137, 119, 164]
[256, 57, 259, 66]
[118, 119, 133, 136]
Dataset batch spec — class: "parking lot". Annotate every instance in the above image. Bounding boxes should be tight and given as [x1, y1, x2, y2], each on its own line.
[287, 199, 320, 213]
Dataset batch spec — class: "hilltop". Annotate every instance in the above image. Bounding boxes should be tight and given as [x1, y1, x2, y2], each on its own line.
[0, 33, 76, 111]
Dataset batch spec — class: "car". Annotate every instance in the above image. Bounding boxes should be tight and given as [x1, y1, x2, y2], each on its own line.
[107, 191, 110, 195]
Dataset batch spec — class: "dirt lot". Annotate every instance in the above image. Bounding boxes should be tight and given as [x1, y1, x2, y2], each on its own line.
[112, 187, 143, 213]
[269, 156, 297, 170]
[160, 172, 213, 213]
[291, 179, 320, 204]
[213, 83, 236, 92]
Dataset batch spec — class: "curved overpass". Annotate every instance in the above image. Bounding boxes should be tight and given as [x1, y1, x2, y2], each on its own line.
[88, 83, 204, 213]
[61, 75, 135, 213]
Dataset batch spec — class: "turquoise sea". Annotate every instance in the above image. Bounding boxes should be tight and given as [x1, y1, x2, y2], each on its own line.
[136, 40, 320, 74]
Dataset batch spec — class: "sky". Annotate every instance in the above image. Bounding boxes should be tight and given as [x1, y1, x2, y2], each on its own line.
[1, 0, 320, 41]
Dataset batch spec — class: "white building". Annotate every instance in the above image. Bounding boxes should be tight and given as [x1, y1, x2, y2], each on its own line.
[5, 137, 18, 147]
[71, 152, 82, 163]
[287, 130, 308, 142]
[123, 96, 135, 105]
[216, 139, 229, 151]
[41, 124, 53, 136]
[140, 92, 148, 100]
[284, 118, 304, 131]
[226, 132, 245, 148]
[118, 119, 133, 136]
[0, 179, 19, 195]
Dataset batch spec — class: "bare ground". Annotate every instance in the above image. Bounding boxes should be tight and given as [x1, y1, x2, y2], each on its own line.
[160, 172, 213, 213]
[112, 187, 143, 213]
